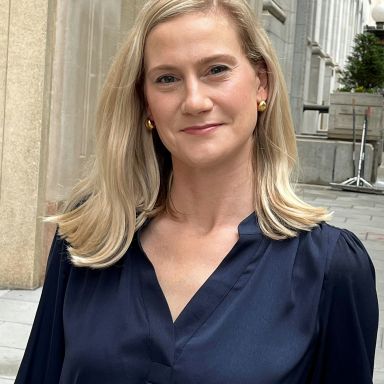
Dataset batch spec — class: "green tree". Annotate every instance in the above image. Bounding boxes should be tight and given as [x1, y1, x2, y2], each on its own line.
[339, 33, 384, 93]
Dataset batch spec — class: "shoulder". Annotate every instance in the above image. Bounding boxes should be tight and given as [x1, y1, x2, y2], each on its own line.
[311, 223, 376, 285]
[292, 222, 375, 282]
[307, 225, 378, 382]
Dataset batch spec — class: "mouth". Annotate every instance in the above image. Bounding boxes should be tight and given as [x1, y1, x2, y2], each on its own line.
[182, 123, 223, 135]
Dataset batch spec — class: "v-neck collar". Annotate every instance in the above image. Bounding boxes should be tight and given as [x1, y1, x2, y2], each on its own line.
[136, 212, 266, 367]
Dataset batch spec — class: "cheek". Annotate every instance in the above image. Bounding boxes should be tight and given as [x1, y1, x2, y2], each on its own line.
[153, 127, 177, 157]
[146, 93, 175, 124]
[227, 87, 258, 124]
[145, 84, 166, 120]
[145, 88, 157, 118]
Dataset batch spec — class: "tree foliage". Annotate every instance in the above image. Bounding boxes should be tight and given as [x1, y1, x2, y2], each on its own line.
[339, 33, 384, 93]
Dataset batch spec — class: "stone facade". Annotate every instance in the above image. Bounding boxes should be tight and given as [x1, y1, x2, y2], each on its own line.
[0, 0, 148, 288]
[261, 0, 372, 134]
[0, 0, 54, 288]
[0, 0, 372, 288]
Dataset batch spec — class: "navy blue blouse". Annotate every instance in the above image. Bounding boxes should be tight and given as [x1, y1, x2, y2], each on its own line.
[16, 214, 378, 383]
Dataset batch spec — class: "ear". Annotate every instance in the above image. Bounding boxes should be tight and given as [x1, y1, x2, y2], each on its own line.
[256, 65, 268, 102]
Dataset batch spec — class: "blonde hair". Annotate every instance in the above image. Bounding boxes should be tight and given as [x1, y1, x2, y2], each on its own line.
[52, 0, 330, 268]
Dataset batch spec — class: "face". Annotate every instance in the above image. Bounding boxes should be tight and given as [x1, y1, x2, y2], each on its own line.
[144, 11, 268, 169]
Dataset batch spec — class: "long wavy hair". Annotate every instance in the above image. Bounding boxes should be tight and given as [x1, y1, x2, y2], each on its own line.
[52, 0, 330, 268]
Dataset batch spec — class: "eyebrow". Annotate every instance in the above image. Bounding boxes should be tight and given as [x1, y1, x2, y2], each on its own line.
[198, 54, 238, 66]
[146, 54, 238, 76]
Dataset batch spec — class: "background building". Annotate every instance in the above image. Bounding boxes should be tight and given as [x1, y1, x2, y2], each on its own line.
[263, 0, 372, 134]
[0, 0, 373, 288]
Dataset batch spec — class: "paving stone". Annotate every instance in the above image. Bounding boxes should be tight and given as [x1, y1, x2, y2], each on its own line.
[0, 299, 38, 325]
[0, 347, 23, 378]
[378, 327, 384, 349]
[344, 217, 382, 227]
[347, 227, 384, 237]
[368, 233, 384, 241]
[0, 323, 31, 350]
[374, 371, 384, 384]
[371, 217, 384, 226]
[328, 217, 347, 226]
[377, 283, 384, 298]
[352, 207, 384, 217]
[1, 289, 42, 304]
[315, 199, 354, 207]
[364, 240, 384, 252]
[0, 377, 14, 384]
[327, 209, 373, 220]
[340, 197, 377, 205]
[376, 349, 384, 372]
[357, 227, 381, 235]
[373, 258, 384, 269]
[314, 196, 346, 207]
[336, 223, 381, 234]
[299, 193, 332, 201]
[296, 190, 337, 200]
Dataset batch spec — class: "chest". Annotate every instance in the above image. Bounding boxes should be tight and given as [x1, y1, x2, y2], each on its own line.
[62, 234, 324, 384]
[140, 228, 239, 321]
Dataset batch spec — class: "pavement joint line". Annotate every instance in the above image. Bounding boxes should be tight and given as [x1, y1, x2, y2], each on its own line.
[0, 346, 24, 350]
[0, 297, 40, 303]
[0, 321, 35, 326]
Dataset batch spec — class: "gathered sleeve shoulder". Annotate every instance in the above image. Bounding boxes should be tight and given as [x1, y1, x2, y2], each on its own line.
[15, 232, 72, 384]
[310, 228, 379, 383]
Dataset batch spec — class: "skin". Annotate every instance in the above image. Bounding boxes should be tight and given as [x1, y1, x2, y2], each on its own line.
[141, 10, 268, 322]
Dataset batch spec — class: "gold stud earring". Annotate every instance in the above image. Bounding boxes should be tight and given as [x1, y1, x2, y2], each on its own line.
[258, 100, 267, 112]
[145, 118, 155, 130]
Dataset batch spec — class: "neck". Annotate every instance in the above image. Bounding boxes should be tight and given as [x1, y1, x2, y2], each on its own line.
[168, 155, 254, 232]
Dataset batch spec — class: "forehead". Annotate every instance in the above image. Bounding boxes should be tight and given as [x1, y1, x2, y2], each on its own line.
[144, 11, 245, 68]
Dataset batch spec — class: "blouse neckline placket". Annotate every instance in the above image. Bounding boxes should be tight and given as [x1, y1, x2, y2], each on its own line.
[136, 213, 266, 383]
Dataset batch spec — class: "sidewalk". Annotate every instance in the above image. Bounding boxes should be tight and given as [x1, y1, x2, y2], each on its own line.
[0, 184, 383, 383]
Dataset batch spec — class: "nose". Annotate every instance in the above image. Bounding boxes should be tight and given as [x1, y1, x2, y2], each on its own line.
[181, 79, 213, 115]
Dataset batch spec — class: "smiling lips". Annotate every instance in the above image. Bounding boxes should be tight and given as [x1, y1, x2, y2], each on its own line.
[182, 123, 222, 135]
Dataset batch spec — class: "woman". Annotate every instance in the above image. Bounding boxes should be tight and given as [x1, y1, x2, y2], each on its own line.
[16, 0, 378, 383]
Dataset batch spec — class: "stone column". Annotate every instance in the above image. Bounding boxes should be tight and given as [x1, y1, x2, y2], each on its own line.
[320, 60, 335, 131]
[302, 50, 326, 134]
[290, 0, 315, 133]
[312, 0, 322, 44]
[0, 0, 54, 288]
[44, 0, 149, 284]
[0, 0, 149, 288]
[326, 0, 335, 55]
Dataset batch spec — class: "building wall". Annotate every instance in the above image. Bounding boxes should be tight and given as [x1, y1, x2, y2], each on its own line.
[0, 0, 148, 288]
[262, 0, 371, 134]
[0, 0, 373, 288]
[0, 0, 54, 288]
[300, 0, 371, 133]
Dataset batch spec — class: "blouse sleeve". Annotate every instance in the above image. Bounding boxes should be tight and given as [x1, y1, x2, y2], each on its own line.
[310, 229, 379, 383]
[15, 232, 71, 384]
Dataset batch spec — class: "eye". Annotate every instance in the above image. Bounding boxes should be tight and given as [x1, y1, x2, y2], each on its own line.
[155, 75, 178, 84]
[208, 65, 229, 75]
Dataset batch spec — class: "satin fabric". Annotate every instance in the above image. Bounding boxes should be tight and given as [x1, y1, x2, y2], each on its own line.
[15, 214, 378, 383]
